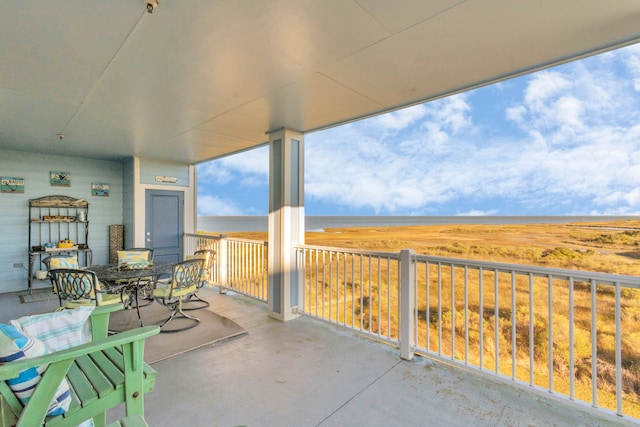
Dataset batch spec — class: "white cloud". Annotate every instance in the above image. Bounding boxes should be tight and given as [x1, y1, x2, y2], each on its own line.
[218, 146, 269, 177]
[198, 162, 234, 185]
[367, 104, 428, 131]
[198, 146, 269, 186]
[197, 194, 244, 216]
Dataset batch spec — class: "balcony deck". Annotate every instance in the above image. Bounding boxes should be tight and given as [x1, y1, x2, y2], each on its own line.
[0, 287, 633, 426]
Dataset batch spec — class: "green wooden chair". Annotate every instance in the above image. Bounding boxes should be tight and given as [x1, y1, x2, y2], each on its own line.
[0, 305, 159, 427]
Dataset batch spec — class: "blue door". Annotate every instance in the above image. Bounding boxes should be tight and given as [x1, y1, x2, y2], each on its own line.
[145, 190, 183, 263]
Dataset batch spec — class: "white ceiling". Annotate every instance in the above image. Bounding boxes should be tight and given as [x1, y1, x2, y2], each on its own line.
[1, 0, 640, 164]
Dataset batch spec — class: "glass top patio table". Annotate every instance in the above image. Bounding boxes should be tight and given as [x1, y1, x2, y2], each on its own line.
[90, 261, 173, 283]
[90, 261, 174, 326]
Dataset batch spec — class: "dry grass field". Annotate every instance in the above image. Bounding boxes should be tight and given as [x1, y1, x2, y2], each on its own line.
[227, 219, 640, 275]
[218, 219, 640, 418]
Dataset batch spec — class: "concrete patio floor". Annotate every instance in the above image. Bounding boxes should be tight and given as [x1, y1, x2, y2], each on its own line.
[0, 287, 636, 427]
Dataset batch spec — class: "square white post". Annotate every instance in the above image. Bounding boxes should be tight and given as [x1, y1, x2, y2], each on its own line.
[268, 128, 304, 321]
[400, 249, 415, 360]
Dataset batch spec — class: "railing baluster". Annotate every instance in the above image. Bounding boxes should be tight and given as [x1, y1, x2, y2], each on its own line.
[511, 271, 516, 380]
[464, 265, 469, 365]
[615, 282, 622, 416]
[569, 277, 575, 400]
[368, 256, 372, 335]
[322, 251, 326, 320]
[343, 253, 348, 326]
[548, 275, 554, 393]
[426, 261, 430, 352]
[351, 253, 355, 329]
[451, 263, 455, 360]
[377, 256, 382, 337]
[529, 273, 534, 387]
[479, 267, 484, 370]
[590, 279, 598, 408]
[388, 257, 392, 339]
[438, 262, 442, 356]
[494, 270, 499, 375]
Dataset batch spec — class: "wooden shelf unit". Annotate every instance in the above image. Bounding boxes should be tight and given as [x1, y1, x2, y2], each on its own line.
[28, 195, 92, 293]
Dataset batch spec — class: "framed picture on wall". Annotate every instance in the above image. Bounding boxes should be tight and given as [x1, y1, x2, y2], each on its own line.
[91, 182, 109, 197]
[1, 177, 25, 193]
[50, 171, 71, 187]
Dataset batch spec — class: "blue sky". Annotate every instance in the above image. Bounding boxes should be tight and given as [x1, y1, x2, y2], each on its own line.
[197, 43, 640, 217]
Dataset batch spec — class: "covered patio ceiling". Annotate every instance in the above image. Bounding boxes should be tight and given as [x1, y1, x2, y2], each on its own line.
[1, 1, 640, 164]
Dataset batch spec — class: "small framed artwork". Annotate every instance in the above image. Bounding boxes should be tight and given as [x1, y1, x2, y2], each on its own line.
[91, 182, 110, 197]
[50, 171, 71, 187]
[1, 177, 25, 193]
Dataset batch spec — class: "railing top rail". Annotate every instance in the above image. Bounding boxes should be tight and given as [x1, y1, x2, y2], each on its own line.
[226, 237, 268, 244]
[185, 232, 224, 240]
[415, 253, 640, 287]
[295, 244, 400, 259]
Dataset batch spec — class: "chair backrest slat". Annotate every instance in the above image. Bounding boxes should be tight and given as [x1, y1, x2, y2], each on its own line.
[169, 259, 204, 299]
[49, 269, 98, 305]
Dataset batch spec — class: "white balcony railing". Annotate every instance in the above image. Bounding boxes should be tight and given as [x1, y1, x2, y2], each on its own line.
[184, 233, 640, 421]
[295, 245, 640, 422]
[184, 233, 268, 301]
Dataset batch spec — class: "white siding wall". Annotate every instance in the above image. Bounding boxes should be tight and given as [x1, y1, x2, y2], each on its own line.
[0, 149, 123, 293]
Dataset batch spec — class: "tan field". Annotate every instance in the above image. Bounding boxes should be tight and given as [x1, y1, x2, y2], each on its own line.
[226, 219, 640, 275]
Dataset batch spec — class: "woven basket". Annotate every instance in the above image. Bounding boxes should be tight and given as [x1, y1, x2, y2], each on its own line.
[109, 224, 124, 264]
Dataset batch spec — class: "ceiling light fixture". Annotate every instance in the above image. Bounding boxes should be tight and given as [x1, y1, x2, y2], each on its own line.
[146, 0, 158, 13]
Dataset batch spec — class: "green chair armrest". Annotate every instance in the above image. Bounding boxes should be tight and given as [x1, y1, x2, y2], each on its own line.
[90, 303, 124, 339]
[0, 326, 158, 378]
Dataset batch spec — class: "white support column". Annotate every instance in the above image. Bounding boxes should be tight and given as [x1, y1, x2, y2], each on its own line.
[217, 237, 228, 294]
[400, 249, 415, 360]
[268, 128, 304, 321]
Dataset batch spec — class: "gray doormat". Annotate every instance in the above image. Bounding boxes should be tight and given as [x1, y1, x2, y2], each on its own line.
[19, 289, 56, 304]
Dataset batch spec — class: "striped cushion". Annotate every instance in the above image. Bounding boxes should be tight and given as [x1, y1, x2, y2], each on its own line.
[117, 251, 149, 263]
[117, 251, 152, 271]
[11, 307, 94, 351]
[0, 324, 72, 416]
[49, 255, 79, 269]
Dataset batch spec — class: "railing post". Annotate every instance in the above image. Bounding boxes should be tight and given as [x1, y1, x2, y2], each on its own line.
[400, 249, 415, 360]
[296, 247, 305, 312]
[218, 237, 228, 294]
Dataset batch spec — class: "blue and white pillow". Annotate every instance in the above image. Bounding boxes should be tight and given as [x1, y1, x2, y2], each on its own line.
[0, 324, 72, 416]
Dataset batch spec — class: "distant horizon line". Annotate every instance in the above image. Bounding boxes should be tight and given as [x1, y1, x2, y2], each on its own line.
[198, 214, 640, 217]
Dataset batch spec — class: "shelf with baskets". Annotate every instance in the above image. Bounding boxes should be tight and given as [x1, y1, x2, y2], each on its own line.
[28, 195, 92, 293]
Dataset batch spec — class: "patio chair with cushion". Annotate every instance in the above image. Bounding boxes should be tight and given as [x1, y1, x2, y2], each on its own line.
[42, 255, 81, 294]
[116, 248, 155, 307]
[182, 248, 216, 310]
[151, 258, 204, 332]
[49, 268, 126, 309]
